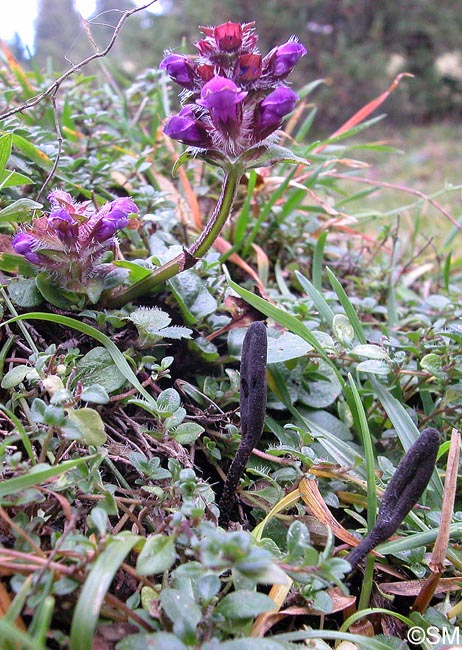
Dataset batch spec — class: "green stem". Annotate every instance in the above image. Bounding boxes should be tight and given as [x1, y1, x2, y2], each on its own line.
[104, 164, 243, 309]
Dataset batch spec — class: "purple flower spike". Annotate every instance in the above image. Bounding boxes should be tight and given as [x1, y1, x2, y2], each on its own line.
[163, 106, 211, 147]
[160, 53, 195, 89]
[48, 208, 79, 244]
[12, 232, 42, 265]
[259, 86, 298, 135]
[197, 76, 247, 127]
[269, 40, 307, 78]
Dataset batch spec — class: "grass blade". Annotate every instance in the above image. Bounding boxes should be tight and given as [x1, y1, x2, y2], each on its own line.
[295, 269, 334, 326]
[0, 455, 96, 498]
[326, 266, 367, 344]
[69, 533, 142, 650]
[372, 379, 443, 501]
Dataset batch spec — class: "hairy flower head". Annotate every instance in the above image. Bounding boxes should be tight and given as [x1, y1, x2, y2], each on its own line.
[160, 22, 306, 159]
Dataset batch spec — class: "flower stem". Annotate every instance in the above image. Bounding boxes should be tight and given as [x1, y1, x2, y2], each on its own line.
[104, 164, 243, 309]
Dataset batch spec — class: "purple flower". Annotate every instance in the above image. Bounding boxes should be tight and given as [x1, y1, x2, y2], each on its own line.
[11, 232, 42, 264]
[48, 208, 79, 244]
[94, 198, 138, 242]
[94, 214, 127, 242]
[197, 76, 247, 127]
[160, 54, 195, 89]
[108, 197, 139, 216]
[163, 106, 211, 147]
[267, 40, 307, 78]
[258, 86, 298, 135]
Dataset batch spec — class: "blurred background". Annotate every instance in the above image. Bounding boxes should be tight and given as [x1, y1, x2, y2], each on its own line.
[5, 0, 462, 127]
[2, 0, 461, 227]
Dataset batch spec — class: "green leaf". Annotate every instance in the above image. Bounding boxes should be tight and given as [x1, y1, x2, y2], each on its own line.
[35, 272, 76, 309]
[66, 408, 107, 446]
[0, 132, 12, 177]
[217, 640, 285, 650]
[0, 456, 96, 498]
[266, 330, 312, 364]
[0, 198, 43, 222]
[70, 533, 142, 650]
[0, 169, 33, 189]
[332, 314, 355, 346]
[242, 143, 310, 170]
[136, 534, 176, 576]
[356, 360, 391, 375]
[8, 278, 43, 308]
[0, 253, 38, 275]
[295, 269, 334, 325]
[116, 633, 187, 650]
[420, 353, 443, 377]
[160, 588, 202, 638]
[12, 133, 53, 170]
[215, 590, 276, 619]
[172, 422, 204, 444]
[1, 364, 31, 389]
[80, 384, 110, 404]
[156, 388, 181, 416]
[74, 347, 127, 394]
[130, 306, 171, 331]
[351, 344, 390, 361]
[170, 270, 217, 325]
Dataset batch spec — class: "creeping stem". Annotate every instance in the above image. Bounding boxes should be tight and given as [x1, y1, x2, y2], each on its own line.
[104, 164, 244, 309]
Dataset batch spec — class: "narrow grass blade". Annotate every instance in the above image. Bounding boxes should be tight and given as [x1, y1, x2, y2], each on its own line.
[225, 271, 336, 368]
[312, 230, 328, 291]
[69, 533, 142, 650]
[275, 628, 399, 650]
[372, 379, 443, 501]
[376, 522, 462, 556]
[295, 269, 334, 326]
[326, 267, 366, 344]
[0, 404, 36, 463]
[0, 620, 48, 650]
[346, 375, 377, 529]
[1, 312, 156, 406]
[0, 455, 96, 498]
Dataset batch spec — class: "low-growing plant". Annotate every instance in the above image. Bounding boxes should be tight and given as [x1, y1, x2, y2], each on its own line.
[0, 7, 460, 650]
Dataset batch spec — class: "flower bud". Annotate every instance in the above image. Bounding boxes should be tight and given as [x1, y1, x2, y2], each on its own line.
[163, 106, 211, 147]
[214, 22, 243, 52]
[11, 232, 42, 264]
[236, 53, 262, 82]
[266, 40, 307, 78]
[160, 53, 196, 89]
[197, 76, 247, 127]
[258, 86, 298, 136]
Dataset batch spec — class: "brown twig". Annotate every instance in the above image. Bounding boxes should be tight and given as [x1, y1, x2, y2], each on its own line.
[0, 1, 159, 121]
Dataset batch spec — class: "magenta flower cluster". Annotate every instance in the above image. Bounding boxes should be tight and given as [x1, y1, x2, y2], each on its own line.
[12, 190, 138, 289]
[160, 22, 306, 158]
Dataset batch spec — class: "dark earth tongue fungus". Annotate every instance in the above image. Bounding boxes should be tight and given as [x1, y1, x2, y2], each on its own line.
[218, 321, 267, 527]
[347, 427, 440, 569]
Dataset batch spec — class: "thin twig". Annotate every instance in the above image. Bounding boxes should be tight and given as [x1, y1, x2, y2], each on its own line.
[37, 94, 64, 200]
[0, 1, 159, 121]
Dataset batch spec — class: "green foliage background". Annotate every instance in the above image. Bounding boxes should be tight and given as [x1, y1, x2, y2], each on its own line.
[10, 0, 462, 126]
